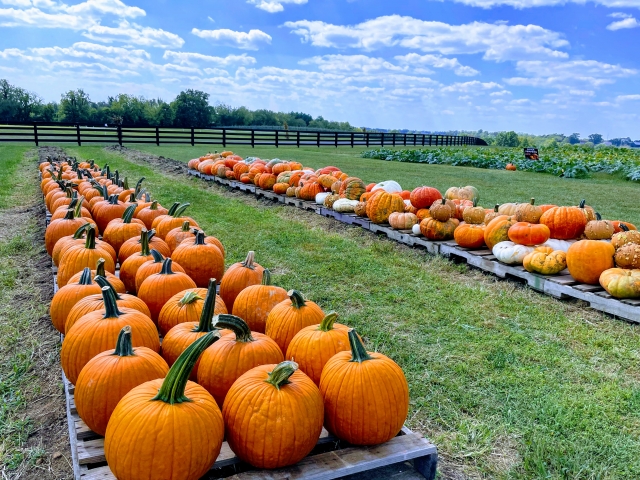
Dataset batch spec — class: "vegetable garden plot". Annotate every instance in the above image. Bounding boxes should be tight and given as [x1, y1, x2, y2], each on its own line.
[40, 156, 438, 480]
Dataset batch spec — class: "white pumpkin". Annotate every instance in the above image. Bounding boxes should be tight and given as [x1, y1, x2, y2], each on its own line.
[371, 180, 402, 193]
[315, 192, 331, 205]
[541, 239, 576, 252]
[412, 223, 422, 235]
[493, 241, 535, 265]
[332, 199, 359, 213]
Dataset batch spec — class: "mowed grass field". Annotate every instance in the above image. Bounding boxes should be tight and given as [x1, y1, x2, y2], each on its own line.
[134, 144, 640, 223]
[49, 145, 640, 479]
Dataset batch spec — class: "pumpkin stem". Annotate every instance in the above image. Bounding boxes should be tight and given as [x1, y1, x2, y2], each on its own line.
[348, 329, 372, 363]
[149, 200, 159, 211]
[319, 312, 338, 332]
[139, 229, 151, 256]
[128, 192, 136, 203]
[63, 209, 75, 220]
[579, 199, 586, 209]
[441, 199, 446, 205]
[180, 221, 191, 232]
[112, 326, 134, 357]
[95, 258, 106, 277]
[167, 201, 180, 216]
[194, 230, 206, 245]
[595, 212, 602, 221]
[241, 251, 257, 269]
[95, 275, 122, 300]
[620, 223, 629, 232]
[261, 269, 273, 286]
[74, 197, 84, 218]
[134, 177, 145, 195]
[265, 361, 298, 390]
[193, 279, 218, 333]
[84, 226, 96, 250]
[72, 222, 91, 239]
[160, 258, 176, 275]
[101, 286, 123, 319]
[530, 198, 535, 205]
[148, 229, 156, 241]
[108, 194, 120, 205]
[78, 267, 93, 285]
[173, 203, 190, 217]
[122, 204, 136, 224]
[494, 204, 499, 212]
[150, 249, 164, 263]
[152, 331, 220, 405]
[214, 314, 254, 342]
[288, 289, 306, 309]
[179, 290, 202, 306]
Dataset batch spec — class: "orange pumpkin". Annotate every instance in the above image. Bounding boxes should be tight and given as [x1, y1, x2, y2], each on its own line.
[454, 224, 486, 249]
[49, 268, 102, 333]
[172, 231, 225, 288]
[366, 191, 404, 224]
[232, 269, 289, 333]
[540, 206, 587, 240]
[219, 251, 264, 312]
[507, 222, 550, 246]
[566, 240, 615, 284]
[484, 215, 517, 250]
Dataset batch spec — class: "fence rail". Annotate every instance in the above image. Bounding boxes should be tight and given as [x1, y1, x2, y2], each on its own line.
[0, 124, 488, 148]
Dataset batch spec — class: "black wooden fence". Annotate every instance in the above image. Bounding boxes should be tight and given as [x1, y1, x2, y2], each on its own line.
[0, 123, 488, 148]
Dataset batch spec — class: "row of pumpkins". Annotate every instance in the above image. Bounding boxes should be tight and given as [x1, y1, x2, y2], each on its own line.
[41, 157, 410, 480]
[190, 152, 640, 300]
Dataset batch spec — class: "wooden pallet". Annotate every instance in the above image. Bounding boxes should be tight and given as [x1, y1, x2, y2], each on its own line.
[187, 169, 640, 324]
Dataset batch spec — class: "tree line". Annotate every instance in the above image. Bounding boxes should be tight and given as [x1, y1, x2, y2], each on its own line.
[0, 79, 355, 131]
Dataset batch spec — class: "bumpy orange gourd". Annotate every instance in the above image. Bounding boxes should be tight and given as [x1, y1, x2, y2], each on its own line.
[611, 224, 640, 250]
[61, 286, 159, 384]
[515, 198, 543, 223]
[219, 251, 264, 312]
[566, 240, 615, 284]
[420, 217, 458, 241]
[265, 290, 324, 354]
[320, 329, 409, 445]
[105, 333, 224, 480]
[75, 326, 168, 436]
[285, 312, 351, 386]
[172, 231, 224, 288]
[615, 243, 640, 269]
[198, 314, 283, 407]
[366, 191, 404, 224]
[222, 361, 323, 469]
[523, 247, 567, 275]
[584, 213, 614, 240]
[600, 269, 640, 299]
[232, 269, 288, 333]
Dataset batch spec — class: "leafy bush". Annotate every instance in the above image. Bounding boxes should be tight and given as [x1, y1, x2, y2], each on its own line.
[361, 145, 640, 181]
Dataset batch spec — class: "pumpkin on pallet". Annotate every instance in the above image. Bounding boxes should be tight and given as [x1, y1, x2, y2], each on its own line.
[57, 226, 116, 287]
[614, 243, 640, 269]
[515, 198, 543, 224]
[388, 212, 418, 230]
[219, 251, 264, 311]
[523, 247, 567, 275]
[484, 215, 517, 250]
[584, 213, 614, 240]
[600, 269, 640, 299]
[366, 190, 404, 224]
[611, 224, 640, 250]
[566, 240, 615, 284]
[508, 222, 550, 246]
[172, 231, 225, 288]
[493, 241, 535, 265]
[462, 199, 485, 225]
[454, 224, 486, 249]
[410, 186, 442, 209]
[339, 177, 366, 200]
[49, 268, 102, 334]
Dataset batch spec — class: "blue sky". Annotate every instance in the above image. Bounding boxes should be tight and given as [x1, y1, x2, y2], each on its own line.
[0, 0, 638, 136]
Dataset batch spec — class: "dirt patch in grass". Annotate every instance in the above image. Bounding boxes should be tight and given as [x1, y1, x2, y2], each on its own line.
[0, 147, 72, 479]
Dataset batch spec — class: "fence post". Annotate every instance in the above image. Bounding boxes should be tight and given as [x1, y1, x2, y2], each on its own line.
[335, 132, 338, 148]
[413, 134, 416, 146]
[381, 133, 384, 147]
[76, 124, 81, 146]
[392, 133, 396, 147]
[317, 131, 320, 148]
[117, 126, 122, 146]
[351, 132, 354, 148]
[366, 132, 369, 147]
[33, 123, 38, 147]
[422, 134, 425, 146]
[251, 129, 255, 148]
[297, 130, 300, 148]
[156, 126, 160, 146]
[404, 134, 407, 147]
[190, 127, 195, 146]
[275, 130, 279, 148]
[222, 129, 226, 148]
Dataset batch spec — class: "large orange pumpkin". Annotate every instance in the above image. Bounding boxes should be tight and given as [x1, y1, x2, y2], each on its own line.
[75, 326, 169, 436]
[101, 204, 145, 256]
[410, 186, 442, 209]
[104, 333, 224, 480]
[219, 251, 264, 312]
[320, 329, 409, 445]
[566, 240, 615, 284]
[366, 191, 404, 224]
[222, 361, 323, 469]
[232, 269, 288, 333]
[420, 217, 458, 241]
[57, 227, 116, 287]
[454, 224, 486, 249]
[540, 206, 587, 240]
[508, 222, 550, 246]
[172, 231, 225, 288]
[339, 177, 366, 200]
[49, 267, 101, 333]
[484, 215, 516, 250]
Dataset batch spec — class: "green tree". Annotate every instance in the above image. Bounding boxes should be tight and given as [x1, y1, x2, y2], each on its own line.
[567, 133, 581, 144]
[171, 90, 212, 128]
[0, 79, 42, 122]
[495, 131, 519, 147]
[588, 133, 603, 145]
[59, 89, 92, 123]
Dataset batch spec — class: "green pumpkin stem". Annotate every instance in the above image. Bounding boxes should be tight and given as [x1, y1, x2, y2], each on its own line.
[139, 229, 151, 256]
[128, 193, 136, 203]
[261, 269, 273, 286]
[101, 286, 123, 319]
[288, 289, 306, 309]
[122, 204, 136, 224]
[319, 312, 338, 332]
[108, 194, 120, 205]
[530, 198, 535, 205]
[579, 199, 586, 209]
[160, 258, 176, 275]
[74, 197, 84, 218]
[179, 290, 202, 306]
[348, 329, 373, 363]
[265, 361, 298, 390]
[63, 209, 75, 220]
[152, 331, 220, 404]
[78, 267, 93, 285]
[194, 230, 206, 245]
[214, 314, 254, 342]
[595, 212, 602, 221]
[112, 326, 134, 357]
[167, 202, 180, 216]
[241, 251, 257, 269]
[173, 203, 190, 218]
[84, 227, 96, 250]
[149, 201, 159, 211]
[95, 258, 106, 278]
[620, 223, 629, 232]
[95, 275, 121, 300]
[148, 229, 156, 241]
[193, 279, 218, 333]
[150, 249, 164, 263]
[494, 204, 499, 212]
[73, 223, 91, 239]
[134, 177, 145, 195]
[180, 221, 191, 232]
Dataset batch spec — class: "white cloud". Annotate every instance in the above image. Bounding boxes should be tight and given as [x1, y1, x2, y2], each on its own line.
[84, 20, 184, 48]
[490, 89, 512, 96]
[163, 51, 257, 66]
[442, 0, 640, 8]
[192, 28, 272, 50]
[66, 0, 144, 18]
[507, 60, 637, 89]
[285, 15, 569, 62]
[441, 80, 502, 93]
[247, 0, 307, 12]
[395, 53, 479, 76]
[617, 94, 640, 100]
[569, 89, 595, 96]
[607, 16, 639, 29]
[299, 55, 407, 73]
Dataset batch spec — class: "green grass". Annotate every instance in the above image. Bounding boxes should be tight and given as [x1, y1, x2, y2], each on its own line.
[0, 146, 32, 209]
[68, 146, 640, 479]
[132, 144, 640, 223]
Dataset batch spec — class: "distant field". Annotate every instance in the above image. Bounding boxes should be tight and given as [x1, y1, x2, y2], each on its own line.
[131, 144, 640, 224]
